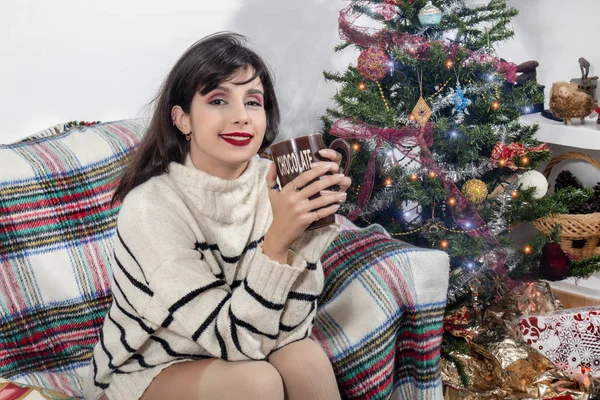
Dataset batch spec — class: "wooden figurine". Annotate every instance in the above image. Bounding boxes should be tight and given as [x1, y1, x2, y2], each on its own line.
[570, 57, 598, 103]
[550, 82, 595, 125]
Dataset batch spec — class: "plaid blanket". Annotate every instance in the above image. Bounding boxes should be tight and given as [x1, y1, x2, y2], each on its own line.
[313, 219, 449, 400]
[0, 120, 449, 399]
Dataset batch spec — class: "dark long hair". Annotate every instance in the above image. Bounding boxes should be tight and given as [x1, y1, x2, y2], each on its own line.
[113, 32, 280, 203]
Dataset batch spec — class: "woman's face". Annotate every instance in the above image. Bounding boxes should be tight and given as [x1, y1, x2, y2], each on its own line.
[183, 66, 267, 179]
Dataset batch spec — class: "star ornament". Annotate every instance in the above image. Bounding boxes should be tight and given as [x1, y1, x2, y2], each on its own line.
[411, 96, 432, 126]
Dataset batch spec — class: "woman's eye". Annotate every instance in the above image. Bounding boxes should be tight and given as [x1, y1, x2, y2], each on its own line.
[246, 100, 263, 107]
[209, 99, 227, 105]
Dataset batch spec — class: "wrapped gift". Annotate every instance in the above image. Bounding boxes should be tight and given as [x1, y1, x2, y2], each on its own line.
[518, 306, 600, 383]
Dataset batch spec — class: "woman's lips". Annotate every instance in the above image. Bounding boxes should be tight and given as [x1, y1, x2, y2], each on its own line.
[219, 133, 253, 147]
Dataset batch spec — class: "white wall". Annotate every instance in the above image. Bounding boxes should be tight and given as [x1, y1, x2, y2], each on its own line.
[1, 0, 597, 142]
[0, 0, 355, 143]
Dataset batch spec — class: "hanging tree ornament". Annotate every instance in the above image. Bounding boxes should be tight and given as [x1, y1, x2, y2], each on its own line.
[357, 47, 391, 111]
[461, 179, 488, 205]
[418, 1, 442, 27]
[452, 81, 471, 117]
[539, 242, 571, 281]
[357, 47, 391, 82]
[411, 70, 433, 126]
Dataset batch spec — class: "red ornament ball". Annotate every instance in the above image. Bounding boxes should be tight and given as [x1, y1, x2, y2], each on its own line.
[539, 242, 571, 281]
[357, 47, 391, 82]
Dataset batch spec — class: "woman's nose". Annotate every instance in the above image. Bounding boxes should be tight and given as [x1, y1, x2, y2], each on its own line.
[231, 102, 249, 125]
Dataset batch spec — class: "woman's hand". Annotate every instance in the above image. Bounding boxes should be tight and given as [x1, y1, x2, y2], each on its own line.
[263, 154, 351, 264]
[314, 149, 352, 197]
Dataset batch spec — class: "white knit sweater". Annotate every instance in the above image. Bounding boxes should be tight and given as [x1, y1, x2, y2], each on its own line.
[84, 155, 339, 400]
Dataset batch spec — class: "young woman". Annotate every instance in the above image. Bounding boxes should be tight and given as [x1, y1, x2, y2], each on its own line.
[84, 32, 350, 400]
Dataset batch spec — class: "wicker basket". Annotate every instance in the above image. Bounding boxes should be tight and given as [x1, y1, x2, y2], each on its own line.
[531, 152, 600, 260]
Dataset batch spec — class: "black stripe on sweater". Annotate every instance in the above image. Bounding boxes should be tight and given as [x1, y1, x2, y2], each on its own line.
[92, 356, 109, 390]
[243, 279, 285, 310]
[112, 277, 138, 314]
[229, 311, 267, 361]
[149, 335, 211, 359]
[231, 279, 243, 289]
[112, 297, 204, 360]
[228, 308, 278, 339]
[215, 321, 228, 360]
[106, 311, 137, 353]
[113, 253, 153, 296]
[113, 297, 154, 334]
[161, 280, 227, 328]
[98, 326, 121, 372]
[307, 262, 317, 271]
[116, 228, 149, 284]
[279, 301, 316, 332]
[192, 293, 231, 341]
[131, 353, 152, 368]
[287, 291, 320, 302]
[195, 236, 264, 264]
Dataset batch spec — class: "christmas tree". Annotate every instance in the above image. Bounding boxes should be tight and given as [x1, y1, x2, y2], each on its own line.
[321, 0, 600, 395]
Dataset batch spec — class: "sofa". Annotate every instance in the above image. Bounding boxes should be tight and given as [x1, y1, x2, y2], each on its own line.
[0, 119, 450, 399]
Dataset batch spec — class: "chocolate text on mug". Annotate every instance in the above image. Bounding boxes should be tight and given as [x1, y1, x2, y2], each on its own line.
[276, 149, 314, 177]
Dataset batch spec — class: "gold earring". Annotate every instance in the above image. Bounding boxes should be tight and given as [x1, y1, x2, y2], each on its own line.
[185, 133, 191, 141]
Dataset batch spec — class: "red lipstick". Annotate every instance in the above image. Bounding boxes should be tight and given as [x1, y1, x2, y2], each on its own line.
[219, 132, 253, 147]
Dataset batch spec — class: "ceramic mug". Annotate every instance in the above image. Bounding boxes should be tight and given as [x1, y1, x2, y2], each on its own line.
[269, 134, 352, 230]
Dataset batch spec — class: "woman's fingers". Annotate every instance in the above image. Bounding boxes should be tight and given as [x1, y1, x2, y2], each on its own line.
[311, 203, 341, 222]
[312, 161, 339, 174]
[285, 164, 331, 192]
[299, 173, 345, 198]
[318, 149, 343, 164]
[307, 192, 347, 212]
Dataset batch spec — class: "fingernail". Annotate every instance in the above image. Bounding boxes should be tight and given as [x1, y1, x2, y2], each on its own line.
[318, 149, 331, 156]
[323, 164, 332, 171]
[339, 193, 347, 202]
[335, 173, 344, 179]
[311, 162, 320, 168]
[334, 204, 341, 210]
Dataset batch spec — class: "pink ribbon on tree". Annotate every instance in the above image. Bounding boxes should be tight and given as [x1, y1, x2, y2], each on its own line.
[330, 118, 432, 221]
[337, 2, 518, 83]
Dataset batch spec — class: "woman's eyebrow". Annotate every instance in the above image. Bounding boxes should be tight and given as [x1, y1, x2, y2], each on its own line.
[247, 89, 264, 96]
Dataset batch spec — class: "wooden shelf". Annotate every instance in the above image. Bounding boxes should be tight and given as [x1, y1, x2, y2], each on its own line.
[520, 113, 600, 150]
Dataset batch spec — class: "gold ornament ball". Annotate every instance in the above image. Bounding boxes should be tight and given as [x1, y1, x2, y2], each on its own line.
[461, 179, 488, 205]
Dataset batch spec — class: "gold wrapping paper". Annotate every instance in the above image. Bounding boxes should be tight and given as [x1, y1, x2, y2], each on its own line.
[442, 281, 597, 399]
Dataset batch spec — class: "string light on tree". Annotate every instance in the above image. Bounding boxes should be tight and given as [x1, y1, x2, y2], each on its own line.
[448, 197, 457, 206]
[520, 156, 530, 166]
[384, 178, 393, 187]
[440, 239, 449, 249]
[523, 244, 533, 255]
[428, 170, 437, 179]
[352, 142, 361, 151]
[511, 189, 519, 199]
[410, 173, 419, 182]
[491, 101, 501, 111]
[358, 82, 367, 91]
[445, 59, 454, 69]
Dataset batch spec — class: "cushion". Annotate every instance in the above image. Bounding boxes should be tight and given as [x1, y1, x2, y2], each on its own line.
[0, 120, 145, 397]
[313, 217, 449, 399]
[0, 378, 72, 399]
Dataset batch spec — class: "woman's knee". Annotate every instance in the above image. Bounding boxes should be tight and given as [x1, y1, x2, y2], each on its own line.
[227, 361, 284, 398]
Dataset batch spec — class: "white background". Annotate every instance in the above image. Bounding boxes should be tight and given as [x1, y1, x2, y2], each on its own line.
[1, 0, 598, 144]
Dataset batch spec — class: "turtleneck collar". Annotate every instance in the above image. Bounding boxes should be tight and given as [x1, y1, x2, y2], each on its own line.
[166, 154, 269, 224]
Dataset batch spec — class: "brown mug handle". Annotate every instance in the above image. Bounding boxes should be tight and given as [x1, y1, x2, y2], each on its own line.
[328, 139, 353, 175]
